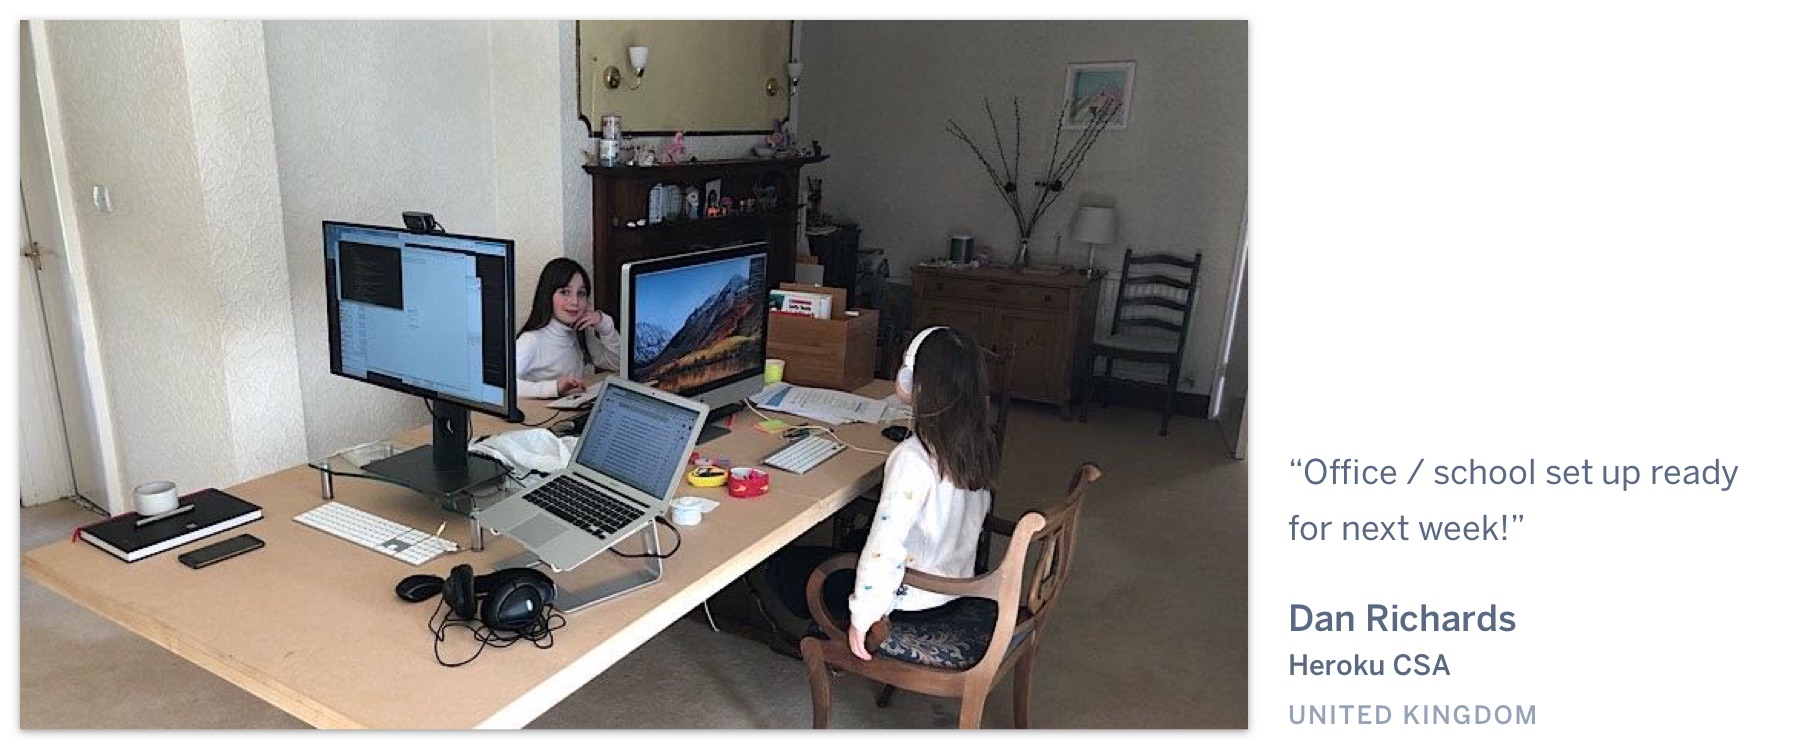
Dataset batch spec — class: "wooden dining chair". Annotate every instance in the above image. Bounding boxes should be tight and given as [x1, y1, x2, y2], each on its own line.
[1081, 248, 1201, 435]
[798, 462, 1103, 729]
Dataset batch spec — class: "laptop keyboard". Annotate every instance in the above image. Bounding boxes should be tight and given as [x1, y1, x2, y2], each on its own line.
[526, 475, 645, 539]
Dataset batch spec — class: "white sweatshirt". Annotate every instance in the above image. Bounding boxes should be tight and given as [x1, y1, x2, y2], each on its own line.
[514, 316, 622, 399]
[847, 437, 993, 632]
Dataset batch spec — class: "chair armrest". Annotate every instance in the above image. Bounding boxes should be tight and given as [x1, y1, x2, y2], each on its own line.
[804, 552, 891, 653]
[899, 568, 995, 599]
[804, 552, 858, 644]
[982, 513, 1018, 538]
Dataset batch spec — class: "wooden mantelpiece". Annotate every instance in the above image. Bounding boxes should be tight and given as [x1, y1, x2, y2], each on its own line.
[585, 155, 828, 315]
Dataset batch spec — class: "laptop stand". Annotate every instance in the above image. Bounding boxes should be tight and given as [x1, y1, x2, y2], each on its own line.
[491, 521, 665, 613]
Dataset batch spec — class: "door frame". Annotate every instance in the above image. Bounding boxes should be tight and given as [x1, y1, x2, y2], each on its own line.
[21, 20, 128, 514]
[1210, 197, 1249, 420]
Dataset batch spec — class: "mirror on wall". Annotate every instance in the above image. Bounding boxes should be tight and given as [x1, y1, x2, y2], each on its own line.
[578, 20, 793, 136]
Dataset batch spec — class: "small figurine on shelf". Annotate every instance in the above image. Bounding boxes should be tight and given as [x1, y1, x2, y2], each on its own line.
[720, 196, 735, 215]
[635, 144, 657, 167]
[705, 188, 721, 218]
[663, 131, 687, 164]
[684, 186, 701, 220]
[767, 117, 798, 157]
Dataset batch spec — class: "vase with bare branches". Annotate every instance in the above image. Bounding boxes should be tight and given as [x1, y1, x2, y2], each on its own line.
[947, 94, 1124, 268]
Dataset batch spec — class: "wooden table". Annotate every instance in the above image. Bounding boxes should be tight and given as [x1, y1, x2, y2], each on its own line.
[21, 382, 896, 729]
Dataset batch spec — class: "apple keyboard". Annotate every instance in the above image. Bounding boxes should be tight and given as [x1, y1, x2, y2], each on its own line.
[548, 382, 604, 410]
[294, 501, 457, 565]
[762, 435, 847, 474]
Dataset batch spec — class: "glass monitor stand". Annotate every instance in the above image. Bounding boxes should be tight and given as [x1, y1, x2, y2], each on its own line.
[361, 400, 509, 495]
[319, 400, 510, 550]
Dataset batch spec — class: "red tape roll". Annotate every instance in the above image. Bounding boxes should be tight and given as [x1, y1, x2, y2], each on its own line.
[727, 467, 770, 498]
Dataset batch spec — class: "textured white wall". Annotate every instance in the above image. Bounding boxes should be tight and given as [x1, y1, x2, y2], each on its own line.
[43, 21, 307, 509]
[36, 20, 622, 501]
[802, 21, 1247, 394]
[181, 21, 309, 480]
[266, 21, 506, 459]
[558, 21, 595, 266]
[493, 21, 579, 320]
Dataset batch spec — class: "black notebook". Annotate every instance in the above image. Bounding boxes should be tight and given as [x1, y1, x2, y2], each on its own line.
[77, 488, 264, 563]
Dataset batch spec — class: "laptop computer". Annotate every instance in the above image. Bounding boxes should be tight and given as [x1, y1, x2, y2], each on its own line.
[476, 376, 709, 572]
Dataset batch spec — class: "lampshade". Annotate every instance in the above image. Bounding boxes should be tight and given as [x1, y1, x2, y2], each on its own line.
[628, 46, 650, 72]
[1070, 206, 1117, 245]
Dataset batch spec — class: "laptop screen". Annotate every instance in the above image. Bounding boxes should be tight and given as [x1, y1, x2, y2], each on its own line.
[573, 383, 703, 499]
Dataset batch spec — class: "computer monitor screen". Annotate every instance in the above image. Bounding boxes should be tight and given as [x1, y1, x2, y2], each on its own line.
[322, 221, 516, 420]
[620, 242, 770, 411]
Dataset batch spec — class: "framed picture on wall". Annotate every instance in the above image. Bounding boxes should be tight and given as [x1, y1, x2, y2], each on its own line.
[1062, 61, 1135, 130]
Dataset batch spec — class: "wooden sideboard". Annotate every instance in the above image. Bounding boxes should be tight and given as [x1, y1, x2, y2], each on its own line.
[910, 265, 1102, 416]
[585, 155, 827, 316]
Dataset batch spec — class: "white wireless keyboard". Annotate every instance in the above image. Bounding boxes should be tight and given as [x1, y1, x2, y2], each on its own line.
[294, 501, 457, 566]
[762, 435, 847, 474]
[547, 382, 604, 410]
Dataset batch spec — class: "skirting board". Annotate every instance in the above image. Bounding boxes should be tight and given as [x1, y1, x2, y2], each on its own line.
[1084, 377, 1210, 418]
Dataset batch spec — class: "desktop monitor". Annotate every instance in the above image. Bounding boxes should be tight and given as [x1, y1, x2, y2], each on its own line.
[619, 241, 771, 440]
[322, 220, 518, 493]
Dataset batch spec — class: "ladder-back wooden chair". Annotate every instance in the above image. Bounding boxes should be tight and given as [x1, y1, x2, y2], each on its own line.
[1081, 248, 1201, 435]
[798, 462, 1103, 729]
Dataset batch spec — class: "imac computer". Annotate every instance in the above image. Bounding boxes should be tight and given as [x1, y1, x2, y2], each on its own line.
[322, 220, 519, 495]
[619, 241, 771, 443]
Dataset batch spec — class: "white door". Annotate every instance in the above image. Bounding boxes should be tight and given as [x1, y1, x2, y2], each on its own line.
[21, 20, 109, 510]
[20, 197, 77, 505]
[1210, 203, 1248, 459]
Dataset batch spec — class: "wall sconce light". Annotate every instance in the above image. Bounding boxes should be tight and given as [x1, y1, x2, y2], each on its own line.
[768, 61, 803, 97]
[604, 45, 651, 90]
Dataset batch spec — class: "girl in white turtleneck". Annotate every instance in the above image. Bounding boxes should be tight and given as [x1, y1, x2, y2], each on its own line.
[515, 258, 622, 399]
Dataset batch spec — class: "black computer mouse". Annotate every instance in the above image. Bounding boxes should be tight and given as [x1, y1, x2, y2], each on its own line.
[395, 573, 445, 603]
[881, 425, 912, 442]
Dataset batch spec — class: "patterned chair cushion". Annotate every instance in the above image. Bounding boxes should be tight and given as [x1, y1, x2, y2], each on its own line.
[876, 598, 1032, 670]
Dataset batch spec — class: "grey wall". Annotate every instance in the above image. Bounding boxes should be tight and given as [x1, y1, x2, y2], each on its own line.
[800, 20, 1247, 393]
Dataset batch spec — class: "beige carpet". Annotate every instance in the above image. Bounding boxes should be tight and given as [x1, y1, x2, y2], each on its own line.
[17, 402, 1246, 729]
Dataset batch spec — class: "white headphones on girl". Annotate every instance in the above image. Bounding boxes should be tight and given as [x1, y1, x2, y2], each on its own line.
[895, 326, 948, 404]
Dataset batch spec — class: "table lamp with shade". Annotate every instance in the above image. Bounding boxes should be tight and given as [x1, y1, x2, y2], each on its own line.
[1070, 206, 1117, 278]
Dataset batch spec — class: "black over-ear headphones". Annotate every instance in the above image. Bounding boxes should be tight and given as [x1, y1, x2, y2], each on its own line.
[447, 564, 557, 631]
[399, 564, 557, 632]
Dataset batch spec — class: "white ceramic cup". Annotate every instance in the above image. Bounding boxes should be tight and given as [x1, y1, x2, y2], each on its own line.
[134, 480, 181, 515]
[670, 497, 706, 527]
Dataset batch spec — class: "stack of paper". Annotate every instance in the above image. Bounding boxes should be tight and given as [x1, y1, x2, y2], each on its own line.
[752, 383, 891, 425]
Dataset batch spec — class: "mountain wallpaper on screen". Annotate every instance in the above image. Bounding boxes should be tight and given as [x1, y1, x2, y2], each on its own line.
[634, 274, 764, 392]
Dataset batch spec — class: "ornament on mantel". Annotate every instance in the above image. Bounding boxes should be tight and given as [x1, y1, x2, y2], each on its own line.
[662, 131, 687, 164]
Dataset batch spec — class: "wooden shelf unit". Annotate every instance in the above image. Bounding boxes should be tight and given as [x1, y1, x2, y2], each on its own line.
[585, 155, 827, 316]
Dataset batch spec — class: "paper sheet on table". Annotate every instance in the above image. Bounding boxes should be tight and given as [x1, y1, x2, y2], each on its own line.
[881, 394, 913, 422]
[752, 383, 891, 424]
